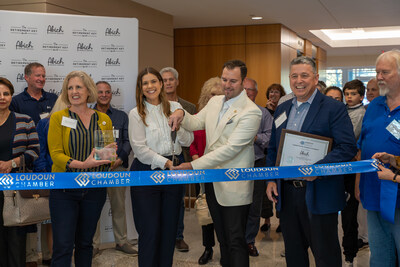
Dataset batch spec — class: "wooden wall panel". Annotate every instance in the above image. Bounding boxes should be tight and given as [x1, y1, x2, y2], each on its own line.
[174, 45, 246, 106]
[245, 24, 281, 44]
[281, 25, 298, 49]
[174, 24, 324, 107]
[245, 43, 282, 106]
[304, 40, 313, 57]
[175, 26, 245, 47]
[280, 44, 298, 94]
[316, 47, 327, 80]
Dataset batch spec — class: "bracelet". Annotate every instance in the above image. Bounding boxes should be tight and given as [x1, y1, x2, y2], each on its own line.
[393, 169, 400, 183]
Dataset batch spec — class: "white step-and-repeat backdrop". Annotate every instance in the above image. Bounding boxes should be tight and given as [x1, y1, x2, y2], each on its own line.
[0, 10, 139, 243]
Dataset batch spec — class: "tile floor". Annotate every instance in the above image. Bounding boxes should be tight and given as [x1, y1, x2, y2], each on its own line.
[86, 210, 370, 267]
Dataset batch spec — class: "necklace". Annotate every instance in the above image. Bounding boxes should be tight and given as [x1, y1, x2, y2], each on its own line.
[0, 110, 10, 126]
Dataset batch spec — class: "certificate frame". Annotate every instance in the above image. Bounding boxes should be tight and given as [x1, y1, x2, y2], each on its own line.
[276, 129, 333, 167]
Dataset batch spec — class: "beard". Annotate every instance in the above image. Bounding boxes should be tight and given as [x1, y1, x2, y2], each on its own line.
[378, 82, 389, 96]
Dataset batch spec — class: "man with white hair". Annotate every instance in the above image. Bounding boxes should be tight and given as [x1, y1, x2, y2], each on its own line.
[358, 49, 400, 266]
[160, 67, 196, 252]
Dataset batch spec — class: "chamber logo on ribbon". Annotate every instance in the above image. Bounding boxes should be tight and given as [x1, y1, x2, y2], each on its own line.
[298, 166, 313, 176]
[371, 159, 379, 169]
[75, 173, 90, 187]
[0, 174, 13, 187]
[150, 171, 165, 183]
[225, 169, 239, 180]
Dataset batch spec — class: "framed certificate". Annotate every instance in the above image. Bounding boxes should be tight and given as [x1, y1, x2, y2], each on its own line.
[276, 129, 332, 166]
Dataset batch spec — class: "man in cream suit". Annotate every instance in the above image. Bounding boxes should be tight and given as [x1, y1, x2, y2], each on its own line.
[169, 60, 262, 267]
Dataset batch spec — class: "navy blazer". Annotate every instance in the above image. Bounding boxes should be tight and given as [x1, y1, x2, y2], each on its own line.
[266, 90, 357, 214]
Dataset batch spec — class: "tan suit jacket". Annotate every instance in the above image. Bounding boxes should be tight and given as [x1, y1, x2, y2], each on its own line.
[181, 90, 262, 206]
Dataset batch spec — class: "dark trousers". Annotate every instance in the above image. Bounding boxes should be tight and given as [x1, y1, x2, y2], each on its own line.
[341, 174, 359, 261]
[176, 186, 186, 240]
[245, 158, 267, 244]
[205, 183, 250, 267]
[0, 192, 26, 267]
[130, 158, 183, 267]
[195, 184, 215, 249]
[280, 182, 341, 267]
[261, 193, 274, 219]
[50, 188, 106, 267]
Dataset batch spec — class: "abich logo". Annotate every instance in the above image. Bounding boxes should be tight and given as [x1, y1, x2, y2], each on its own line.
[16, 73, 25, 82]
[105, 58, 120, 66]
[105, 27, 120, 36]
[48, 89, 61, 96]
[112, 88, 121, 96]
[77, 42, 93, 52]
[47, 25, 64, 34]
[15, 40, 33, 50]
[48, 57, 64, 66]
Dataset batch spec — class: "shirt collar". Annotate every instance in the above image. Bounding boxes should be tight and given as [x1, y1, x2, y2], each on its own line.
[347, 103, 363, 110]
[223, 90, 245, 108]
[93, 104, 113, 114]
[145, 100, 161, 112]
[22, 87, 46, 101]
[292, 88, 318, 107]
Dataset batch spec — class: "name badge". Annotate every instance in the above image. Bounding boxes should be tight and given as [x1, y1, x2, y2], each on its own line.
[113, 129, 119, 139]
[61, 116, 77, 129]
[39, 113, 49, 120]
[275, 111, 287, 129]
[387, 119, 400, 140]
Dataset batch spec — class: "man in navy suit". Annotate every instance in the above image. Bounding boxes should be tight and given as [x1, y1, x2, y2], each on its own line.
[266, 56, 357, 267]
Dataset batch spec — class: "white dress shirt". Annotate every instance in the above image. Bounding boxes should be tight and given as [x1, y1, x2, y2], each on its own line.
[128, 101, 194, 170]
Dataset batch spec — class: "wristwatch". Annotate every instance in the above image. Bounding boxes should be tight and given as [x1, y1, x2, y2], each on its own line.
[11, 159, 17, 168]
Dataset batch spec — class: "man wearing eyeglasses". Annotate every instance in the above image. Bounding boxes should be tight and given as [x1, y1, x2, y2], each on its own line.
[266, 56, 357, 267]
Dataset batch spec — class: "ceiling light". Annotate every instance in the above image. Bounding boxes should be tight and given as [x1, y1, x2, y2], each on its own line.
[310, 26, 400, 48]
[250, 15, 263, 20]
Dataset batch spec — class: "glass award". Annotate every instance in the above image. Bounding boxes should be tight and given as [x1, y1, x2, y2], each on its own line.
[94, 130, 117, 161]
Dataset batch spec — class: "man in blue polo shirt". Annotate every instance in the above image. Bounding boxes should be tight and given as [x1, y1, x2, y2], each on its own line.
[358, 49, 400, 267]
[10, 62, 57, 266]
[10, 62, 57, 125]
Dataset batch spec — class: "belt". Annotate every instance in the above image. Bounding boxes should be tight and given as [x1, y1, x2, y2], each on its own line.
[284, 180, 306, 188]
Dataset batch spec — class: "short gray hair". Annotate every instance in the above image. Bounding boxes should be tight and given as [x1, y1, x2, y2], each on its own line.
[244, 77, 258, 91]
[376, 49, 400, 75]
[160, 67, 179, 79]
[290, 56, 317, 74]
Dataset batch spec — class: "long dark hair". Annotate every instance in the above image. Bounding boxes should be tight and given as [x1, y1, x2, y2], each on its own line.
[136, 67, 171, 126]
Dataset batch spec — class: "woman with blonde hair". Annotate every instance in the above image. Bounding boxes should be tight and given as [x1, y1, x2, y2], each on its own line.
[48, 71, 113, 267]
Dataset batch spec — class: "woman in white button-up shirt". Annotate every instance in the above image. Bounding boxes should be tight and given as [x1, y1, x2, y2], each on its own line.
[128, 67, 193, 267]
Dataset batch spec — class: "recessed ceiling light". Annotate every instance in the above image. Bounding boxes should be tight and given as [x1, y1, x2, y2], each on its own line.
[251, 15, 263, 20]
[310, 26, 400, 48]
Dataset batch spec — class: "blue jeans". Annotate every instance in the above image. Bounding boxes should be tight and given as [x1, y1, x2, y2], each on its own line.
[368, 209, 400, 267]
[50, 188, 106, 267]
[367, 209, 400, 267]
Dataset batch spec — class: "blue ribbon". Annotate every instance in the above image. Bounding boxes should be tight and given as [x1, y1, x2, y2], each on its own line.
[0, 159, 379, 191]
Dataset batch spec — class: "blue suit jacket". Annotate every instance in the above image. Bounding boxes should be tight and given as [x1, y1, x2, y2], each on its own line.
[266, 90, 357, 214]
